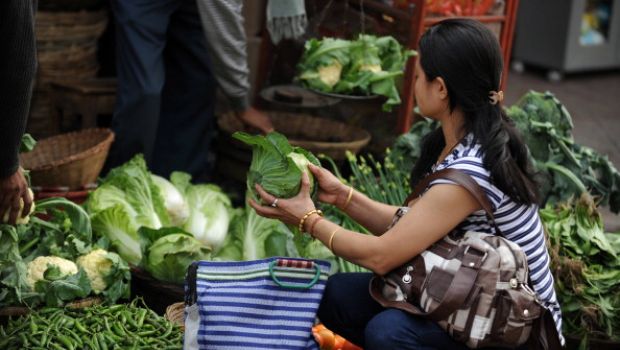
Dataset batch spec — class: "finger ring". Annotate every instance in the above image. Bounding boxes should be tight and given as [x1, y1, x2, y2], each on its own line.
[270, 198, 279, 208]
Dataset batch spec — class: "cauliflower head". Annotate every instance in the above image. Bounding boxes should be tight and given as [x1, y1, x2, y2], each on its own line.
[318, 61, 343, 88]
[77, 249, 115, 293]
[360, 64, 382, 73]
[26, 256, 78, 289]
[2, 188, 35, 225]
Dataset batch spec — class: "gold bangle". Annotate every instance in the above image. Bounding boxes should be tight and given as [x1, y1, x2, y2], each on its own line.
[328, 228, 340, 253]
[341, 186, 354, 210]
[298, 209, 323, 233]
[309, 217, 323, 238]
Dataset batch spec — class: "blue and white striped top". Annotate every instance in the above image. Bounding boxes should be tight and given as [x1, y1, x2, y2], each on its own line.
[428, 134, 564, 345]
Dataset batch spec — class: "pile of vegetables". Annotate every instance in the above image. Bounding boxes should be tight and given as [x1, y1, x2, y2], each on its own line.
[297, 35, 415, 111]
[0, 197, 130, 308]
[85, 155, 230, 283]
[507, 91, 620, 213]
[0, 299, 182, 349]
[542, 195, 620, 345]
[87, 143, 335, 284]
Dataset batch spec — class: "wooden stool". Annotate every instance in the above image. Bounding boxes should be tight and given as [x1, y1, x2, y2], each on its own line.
[49, 78, 116, 133]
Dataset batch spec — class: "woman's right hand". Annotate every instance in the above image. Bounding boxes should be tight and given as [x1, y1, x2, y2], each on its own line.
[308, 163, 351, 208]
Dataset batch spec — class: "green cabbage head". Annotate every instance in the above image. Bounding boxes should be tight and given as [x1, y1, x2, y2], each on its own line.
[145, 233, 210, 284]
[232, 132, 320, 200]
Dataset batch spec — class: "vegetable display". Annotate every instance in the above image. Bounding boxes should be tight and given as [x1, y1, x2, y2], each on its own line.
[233, 131, 321, 200]
[542, 195, 620, 345]
[0, 299, 183, 349]
[507, 91, 620, 212]
[0, 198, 130, 308]
[214, 200, 292, 261]
[297, 34, 415, 111]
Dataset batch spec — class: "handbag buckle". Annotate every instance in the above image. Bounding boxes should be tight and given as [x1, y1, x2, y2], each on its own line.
[402, 266, 414, 284]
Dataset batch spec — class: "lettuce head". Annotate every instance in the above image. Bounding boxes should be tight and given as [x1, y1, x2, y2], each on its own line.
[232, 132, 320, 200]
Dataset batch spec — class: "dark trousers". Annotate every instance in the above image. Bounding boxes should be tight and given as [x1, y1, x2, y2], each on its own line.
[318, 273, 529, 350]
[107, 0, 217, 180]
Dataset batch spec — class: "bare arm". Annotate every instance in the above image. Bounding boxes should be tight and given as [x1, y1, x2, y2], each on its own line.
[308, 164, 400, 235]
[339, 188, 401, 235]
[310, 183, 480, 275]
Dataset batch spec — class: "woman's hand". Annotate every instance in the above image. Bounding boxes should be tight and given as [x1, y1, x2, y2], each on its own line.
[308, 164, 350, 208]
[249, 172, 316, 227]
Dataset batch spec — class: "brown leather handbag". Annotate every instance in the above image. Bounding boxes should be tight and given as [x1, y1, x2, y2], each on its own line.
[369, 169, 563, 349]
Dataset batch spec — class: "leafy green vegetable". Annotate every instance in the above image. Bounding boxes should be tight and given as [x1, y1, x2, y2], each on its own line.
[182, 183, 232, 250]
[214, 199, 296, 261]
[506, 91, 620, 212]
[20, 133, 37, 153]
[91, 154, 169, 230]
[151, 174, 189, 227]
[145, 233, 211, 284]
[91, 204, 143, 266]
[543, 195, 620, 342]
[233, 132, 320, 200]
[297, 34, 415, 111]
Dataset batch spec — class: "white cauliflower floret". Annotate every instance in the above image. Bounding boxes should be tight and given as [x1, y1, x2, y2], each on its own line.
[26, 256, 78, 289]
[318, 61, 343, 87]
[77, 249, 114, 293]
[360, 64, 382, 73]
[2, 188, 35, 225]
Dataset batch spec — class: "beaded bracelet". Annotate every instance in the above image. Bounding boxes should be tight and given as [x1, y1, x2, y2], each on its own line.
[298, 209, 323, 233]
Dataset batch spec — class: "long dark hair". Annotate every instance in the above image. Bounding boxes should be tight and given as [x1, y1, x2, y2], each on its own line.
[410, 18, 539, 205]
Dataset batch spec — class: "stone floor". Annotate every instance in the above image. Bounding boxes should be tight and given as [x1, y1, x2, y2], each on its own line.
[504, 67, 620, 230]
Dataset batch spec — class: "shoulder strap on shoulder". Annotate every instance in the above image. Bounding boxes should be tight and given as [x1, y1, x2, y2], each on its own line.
[404, 169, 501, 234]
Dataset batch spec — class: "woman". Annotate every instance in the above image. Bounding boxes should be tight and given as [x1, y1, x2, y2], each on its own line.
[249, 19, 563, 349]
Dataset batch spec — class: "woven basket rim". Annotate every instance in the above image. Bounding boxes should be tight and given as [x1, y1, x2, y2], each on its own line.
[219, 111, 372, 147]
[22, 128, 114, 171]
[165, 302, 185, 326]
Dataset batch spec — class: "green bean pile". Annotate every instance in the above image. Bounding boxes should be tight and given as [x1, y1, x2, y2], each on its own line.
[0, 300, 183, 350]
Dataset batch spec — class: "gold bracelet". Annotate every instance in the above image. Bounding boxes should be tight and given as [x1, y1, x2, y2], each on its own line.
[328, 228, 340, 253]
[341, 186, 354, 210]
[298, 209, 323, 233]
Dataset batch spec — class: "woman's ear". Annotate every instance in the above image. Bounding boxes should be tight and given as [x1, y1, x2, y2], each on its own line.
[435, 77, 448, 100]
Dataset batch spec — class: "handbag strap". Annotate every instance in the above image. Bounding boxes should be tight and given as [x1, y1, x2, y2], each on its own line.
[404, 168, 502, 235]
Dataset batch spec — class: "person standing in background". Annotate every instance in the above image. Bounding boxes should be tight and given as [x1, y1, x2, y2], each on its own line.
[196, 0, 274, 137]
[0, 0, 37, 225]
[106, 0, 273, 182]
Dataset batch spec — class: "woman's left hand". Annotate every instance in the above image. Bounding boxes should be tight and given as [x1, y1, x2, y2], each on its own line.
[248, 172, 316, 226]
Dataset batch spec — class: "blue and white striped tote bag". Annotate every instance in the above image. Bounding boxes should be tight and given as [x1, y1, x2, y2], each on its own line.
[184, 257, 331, 350]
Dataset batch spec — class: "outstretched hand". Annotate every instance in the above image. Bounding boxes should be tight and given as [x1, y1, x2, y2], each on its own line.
[236, 107, 275, 134]
[249, 172, 316, 227]
[0, 168, 32, 225]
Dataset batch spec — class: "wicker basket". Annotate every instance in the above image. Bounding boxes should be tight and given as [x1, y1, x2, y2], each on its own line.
[20, 128, 114, 189]
[165, 302, 185, 330]
[218, 111, 371, 161]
